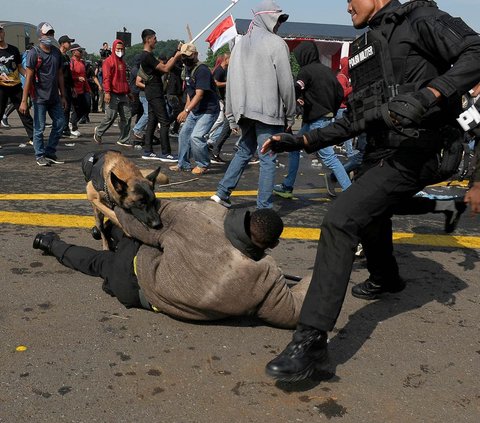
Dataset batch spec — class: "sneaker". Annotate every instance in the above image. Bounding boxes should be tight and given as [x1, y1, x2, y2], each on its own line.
[265, 325, 329, 382]
[210, 194, 231, 208]
[70, 129, 81, 137]
[62, 130, 78, 139]
[142, 152, 162, 161]
[117, 139, 135, 147]
[93, 127, 102, 144]
[157, 153, 178, 163]
[45, 123, 53, 128]
[1, 117, 10, 128]
[210, 154, 226, 164]
[192, 166, 208, 175]
[444, 200, 467, 233]
[45, 155, 65, 164]
[248, 157, 260, 165]
[27, 140, 33, 145]
[351, 277, 406, 300]
[273, 183, 293, 199]
[36, 156, 51, 167]
[133, 132, 144, 140]
[323, 173, 336, 197]
[169, 164, 190, 172]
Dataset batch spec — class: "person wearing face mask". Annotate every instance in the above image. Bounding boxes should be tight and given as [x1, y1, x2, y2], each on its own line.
[169, 43, 220, 174]
[93, 40, 132, 146]
[20, 22, 66, 166]
[210, 0, 295, 208]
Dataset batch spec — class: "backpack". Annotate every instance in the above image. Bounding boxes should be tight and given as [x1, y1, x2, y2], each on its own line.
[137, 64, 154, 84]
[28, 46, 44, 99]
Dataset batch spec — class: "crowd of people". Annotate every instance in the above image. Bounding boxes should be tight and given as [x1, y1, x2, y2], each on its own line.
[3, 0, 480, 384]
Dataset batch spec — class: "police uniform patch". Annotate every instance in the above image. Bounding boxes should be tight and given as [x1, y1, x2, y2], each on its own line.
[438, 15, 477, 38]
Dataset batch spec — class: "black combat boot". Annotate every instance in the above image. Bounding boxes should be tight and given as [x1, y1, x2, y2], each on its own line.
[351, 277, 406, 300]
[265, 324, 328, 382]
[32, 232, 60, 255]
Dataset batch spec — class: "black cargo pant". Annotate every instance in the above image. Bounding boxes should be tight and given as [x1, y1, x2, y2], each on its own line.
[144, 93, 171, 155]
[299, 147, 439, 332]
[50, 229, 143, 309]
[0, 84, 34, 139]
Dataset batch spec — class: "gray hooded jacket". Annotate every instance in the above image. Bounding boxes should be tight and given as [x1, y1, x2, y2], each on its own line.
[225, 0, 296, 127]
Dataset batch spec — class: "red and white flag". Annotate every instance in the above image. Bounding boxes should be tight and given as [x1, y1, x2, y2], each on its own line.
[205, 15, 238, 53]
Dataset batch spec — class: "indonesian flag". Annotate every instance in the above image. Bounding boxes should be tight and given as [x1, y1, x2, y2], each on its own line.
[206, 15, 238, 53]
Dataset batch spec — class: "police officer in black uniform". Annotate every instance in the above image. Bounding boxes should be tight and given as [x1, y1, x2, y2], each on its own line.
[261, 0, 480, 382]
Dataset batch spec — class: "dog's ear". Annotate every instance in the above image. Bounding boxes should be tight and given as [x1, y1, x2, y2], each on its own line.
[145, 166, 163, 189]
[110, 172, 129, 196]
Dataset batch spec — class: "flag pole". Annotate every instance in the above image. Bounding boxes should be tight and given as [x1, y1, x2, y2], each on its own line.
[191, 0, 240, 44]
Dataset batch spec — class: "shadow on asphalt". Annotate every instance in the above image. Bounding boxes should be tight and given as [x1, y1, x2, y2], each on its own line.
[273, 243, 476, 392]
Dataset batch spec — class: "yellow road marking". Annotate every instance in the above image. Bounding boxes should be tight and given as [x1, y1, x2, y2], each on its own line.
[0, 188, 332, 201]
[0, 211, 478, 249]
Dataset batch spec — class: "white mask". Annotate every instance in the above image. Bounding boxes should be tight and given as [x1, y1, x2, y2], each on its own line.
[115, 51, 124, 58]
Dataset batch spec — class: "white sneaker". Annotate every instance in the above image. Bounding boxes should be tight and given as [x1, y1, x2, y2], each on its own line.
[70, 129, 81, 137]
[210, 194, 231, 208]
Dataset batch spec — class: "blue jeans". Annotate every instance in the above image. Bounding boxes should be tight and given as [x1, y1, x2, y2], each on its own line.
[282, 118, 351, 191]
[177, 111, 219, 169]
[344, 133, 367, 174]
[133, 95, 148, 134]
[32, 100, 65, 159]
[216, 118, 283, 209]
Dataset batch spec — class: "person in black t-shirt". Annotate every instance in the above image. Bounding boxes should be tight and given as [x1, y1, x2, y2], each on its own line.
[139, 29, 182, 162]
[0, 24, 34, 147]
[170, 43, 219, 175]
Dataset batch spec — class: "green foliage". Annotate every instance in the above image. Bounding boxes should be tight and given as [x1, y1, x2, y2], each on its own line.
[204, 44, 230, 69]
[290, 52, 300, 77]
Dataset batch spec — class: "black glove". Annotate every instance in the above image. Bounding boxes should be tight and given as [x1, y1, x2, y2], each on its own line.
[387, 88, 438, 128]
[268, 133, 304, 153]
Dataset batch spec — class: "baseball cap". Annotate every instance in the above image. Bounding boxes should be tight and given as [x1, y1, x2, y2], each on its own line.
[37, 22, 55, 36]
[180, 43, 198, 57]
[70, 43, 84, 51]
[58, 35, 75, 44]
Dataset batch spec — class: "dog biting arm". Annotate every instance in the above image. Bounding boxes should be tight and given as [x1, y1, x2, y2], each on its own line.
[114, 207, 162, 247]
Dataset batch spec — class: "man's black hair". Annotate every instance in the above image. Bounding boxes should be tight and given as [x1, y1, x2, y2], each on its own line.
[141, 29, 156, 44]
[249, 209, 284, 248]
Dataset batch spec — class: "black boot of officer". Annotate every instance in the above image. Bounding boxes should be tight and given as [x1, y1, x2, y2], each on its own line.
[265, 324, 328, 382]
[351, 277, 406, 300]
[33, 232, 60, 255]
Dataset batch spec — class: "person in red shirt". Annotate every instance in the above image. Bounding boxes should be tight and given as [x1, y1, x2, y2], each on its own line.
[69, 44, 90, 137]
[93, 39, 132, 146]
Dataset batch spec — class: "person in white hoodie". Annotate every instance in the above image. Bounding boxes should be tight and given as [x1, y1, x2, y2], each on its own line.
[211, 0, 295, 209]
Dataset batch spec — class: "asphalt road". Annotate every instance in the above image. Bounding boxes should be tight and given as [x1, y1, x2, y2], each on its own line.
[0, 114, 479, 422]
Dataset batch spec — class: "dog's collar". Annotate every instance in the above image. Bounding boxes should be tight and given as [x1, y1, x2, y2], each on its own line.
[104, 179, 116, 209]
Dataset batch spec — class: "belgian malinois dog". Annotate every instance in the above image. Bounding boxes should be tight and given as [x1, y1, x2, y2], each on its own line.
[82, 150, 169, 250]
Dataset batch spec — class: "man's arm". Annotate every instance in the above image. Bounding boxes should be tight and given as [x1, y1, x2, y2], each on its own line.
[19, 68, 34, 115]
[255, 273, 311, 329]
[114, 206, 162, 247]
[155, 51, 182, 73]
